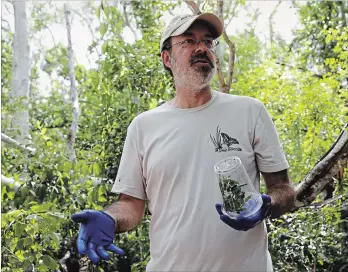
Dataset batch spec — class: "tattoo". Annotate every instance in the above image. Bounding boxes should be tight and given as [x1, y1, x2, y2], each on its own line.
[104, 195, 145, 233]
[262, 169, 296, 218]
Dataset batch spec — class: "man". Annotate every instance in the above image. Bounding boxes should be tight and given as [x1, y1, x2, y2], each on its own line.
[72, 12, 296, 271]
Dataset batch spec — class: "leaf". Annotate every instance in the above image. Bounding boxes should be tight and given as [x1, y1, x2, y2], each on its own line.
[96, 6, 101, 19]
[31, 202, 52, 213]
[81, 163, 89, 175]
[101, 42, 108, 54]
[15, 250, 25, 262]
[46, 212, 65, 219]
[100, 23, 107, 38]
[15, 223, 26, 238]
[6, 210, 22, 217]
[149, 99, 157, 109]
[104, 5, 111, 17]
[42, 255, 58, 270]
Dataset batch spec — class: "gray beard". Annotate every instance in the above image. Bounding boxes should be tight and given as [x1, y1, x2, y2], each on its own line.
[172, 63, 215, 91]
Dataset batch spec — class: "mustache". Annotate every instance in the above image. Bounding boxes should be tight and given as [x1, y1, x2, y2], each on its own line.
[190, 53, 214, 68]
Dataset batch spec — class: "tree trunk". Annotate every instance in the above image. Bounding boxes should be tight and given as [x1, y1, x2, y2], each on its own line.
[10, 0, 31, 145]
[64, 3, 80, 162]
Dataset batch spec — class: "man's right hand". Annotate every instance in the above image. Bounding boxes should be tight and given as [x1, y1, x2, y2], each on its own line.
[72, 210, 125, 264]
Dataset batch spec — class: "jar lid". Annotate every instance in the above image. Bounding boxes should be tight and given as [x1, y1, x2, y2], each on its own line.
[214, 156, 241, 174]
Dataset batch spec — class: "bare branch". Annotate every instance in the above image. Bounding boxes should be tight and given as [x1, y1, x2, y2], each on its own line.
[123, 4, 138, 40]
[295, 125, 348, 207]
[184, 1, 201, 14]
[308, 194, 348, 208]
[225, 39, 235, 89]
[4, 1, 14, 15]
[276, 61, 324, 79]
[269, 1, 281, 46]
[71, 8, 102, 67]
[224, 1, 238, 29]
[2, 25, 10, 32]
[59, 251, 70, 272]
[1, 133, 36, 153]
[217, 0, 223, 19]
[2, 19, 11, 32]
[45, 26, 57, 47]
[1, 175, 21, 191]
[215, 53, 227, 91]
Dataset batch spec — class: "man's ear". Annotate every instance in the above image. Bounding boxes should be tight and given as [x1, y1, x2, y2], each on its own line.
[161, 50, 172, 69]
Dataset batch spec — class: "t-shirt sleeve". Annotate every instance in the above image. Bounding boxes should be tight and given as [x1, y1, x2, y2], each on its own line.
[111, 121, 147, 200]
[253, 103, 289, 173]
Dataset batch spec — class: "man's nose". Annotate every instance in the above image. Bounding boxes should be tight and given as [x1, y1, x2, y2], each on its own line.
[195, 40, 209, 53]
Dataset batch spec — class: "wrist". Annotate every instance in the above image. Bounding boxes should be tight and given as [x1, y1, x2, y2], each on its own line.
[263, 194, 273, 219]
[101, 210, 117, 226]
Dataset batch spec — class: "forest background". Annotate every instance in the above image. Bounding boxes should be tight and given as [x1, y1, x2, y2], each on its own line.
[1, 0, 347, 271]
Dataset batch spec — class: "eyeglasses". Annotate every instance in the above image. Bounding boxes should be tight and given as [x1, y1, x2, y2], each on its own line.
[166, 38, 219, 51]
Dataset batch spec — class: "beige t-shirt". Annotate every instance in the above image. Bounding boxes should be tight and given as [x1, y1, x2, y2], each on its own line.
[112, 90, 289, 271]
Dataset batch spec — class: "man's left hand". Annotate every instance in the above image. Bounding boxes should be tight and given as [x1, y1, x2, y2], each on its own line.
[215, 194, 272, 231]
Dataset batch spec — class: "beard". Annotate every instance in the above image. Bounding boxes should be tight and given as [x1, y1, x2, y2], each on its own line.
[171, 53, 216, 91]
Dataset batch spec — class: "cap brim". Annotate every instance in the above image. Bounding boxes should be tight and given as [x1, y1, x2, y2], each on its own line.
[171, 13, 223, 39]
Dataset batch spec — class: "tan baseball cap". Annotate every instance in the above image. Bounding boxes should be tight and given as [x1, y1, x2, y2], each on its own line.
[160, 13, 223, 52]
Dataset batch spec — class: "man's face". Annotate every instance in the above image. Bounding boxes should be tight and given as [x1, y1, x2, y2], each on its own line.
[162, 21, 216, 89]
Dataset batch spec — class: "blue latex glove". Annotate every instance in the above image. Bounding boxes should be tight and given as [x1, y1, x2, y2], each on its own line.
[72, 210, 125, 264]
[215, 194, 272, 231]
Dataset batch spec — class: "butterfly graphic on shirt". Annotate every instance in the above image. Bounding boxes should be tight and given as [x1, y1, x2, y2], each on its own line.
[210, 126, 242, 152]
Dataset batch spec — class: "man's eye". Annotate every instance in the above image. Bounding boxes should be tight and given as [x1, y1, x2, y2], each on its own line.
[205, 40, 213, 46]
[185, 39, 196, 44]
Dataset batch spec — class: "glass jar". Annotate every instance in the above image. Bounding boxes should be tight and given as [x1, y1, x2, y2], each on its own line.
[214, 156, 262, 218]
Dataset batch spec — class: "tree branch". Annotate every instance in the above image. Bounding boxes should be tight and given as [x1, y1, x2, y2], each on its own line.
[2, 25, 10, 32]
[276, 61, 324, 79]
[308, 194, 348, 208]
[268, 1, 281, 46]
[71, 8, 102, 68]
[224, 1, 238, 29]
[45, 25, 57, 48]
[2, 19, 11, 32]
[295, 124, 348, 207]
[184, 1, 201, 14]
[217, 0, 236, 93]
[59, 250, 70, 272]
[123, 4, 138, 40]
[1, 132, 36, 153]
[215, 53, 227, 90]
[4, 2, 13, 15]
[1, 175, 21, 191]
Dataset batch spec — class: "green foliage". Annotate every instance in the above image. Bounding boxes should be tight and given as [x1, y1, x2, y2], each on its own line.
[2, 1, 174, 270]
[292, 1, 347, 73]
[1, 1, 347, 271]
[1, 200, 64, 271]
[1, 38, 13, 95]
[42, 43, 69, 78]
[269, 201, 347, 272]
[1, 135, 117, 270]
